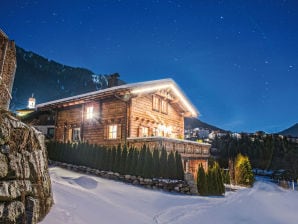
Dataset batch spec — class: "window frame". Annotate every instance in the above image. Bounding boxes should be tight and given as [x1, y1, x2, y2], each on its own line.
[72, 128, 81, 142]
[161, 99, 168, 114]
[86, 106, 94, 119]
[108, 124, 118, 139]
[152, 95, 160, 112]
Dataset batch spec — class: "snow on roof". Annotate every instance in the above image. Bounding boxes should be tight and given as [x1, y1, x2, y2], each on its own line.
[36, 78, 199, 117]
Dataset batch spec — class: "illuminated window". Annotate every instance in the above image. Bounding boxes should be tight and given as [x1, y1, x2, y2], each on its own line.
[86, 106, 94, 119]
[152, 95, 160, 111]
[72, 128, 81, 142]
[161, 99, 168, 114]
[108, 125, 118, 139]
[141, 127, 149, 137]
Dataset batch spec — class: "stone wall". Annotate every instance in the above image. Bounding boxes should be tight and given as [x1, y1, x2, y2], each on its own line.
[0, 29, 16, 110]
[49, 160, 195, 195]
[0, 111, 53, 223]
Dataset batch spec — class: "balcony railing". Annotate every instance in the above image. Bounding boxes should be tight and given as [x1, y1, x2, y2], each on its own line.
[127, 136, 211, 158]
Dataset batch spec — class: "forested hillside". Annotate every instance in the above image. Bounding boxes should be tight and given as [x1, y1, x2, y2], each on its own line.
[212, 134, 298, 178]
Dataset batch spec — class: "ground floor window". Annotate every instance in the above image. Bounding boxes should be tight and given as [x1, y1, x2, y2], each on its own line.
[72, 128, 81, 142]
[108, 125, 118, 139]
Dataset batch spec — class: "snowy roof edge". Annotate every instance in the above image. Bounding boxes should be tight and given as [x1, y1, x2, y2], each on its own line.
[36, 78, 199, 117]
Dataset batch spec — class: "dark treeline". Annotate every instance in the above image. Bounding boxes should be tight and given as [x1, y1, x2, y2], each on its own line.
[46, 142, 185, 180]
[212, 134, 298, 178]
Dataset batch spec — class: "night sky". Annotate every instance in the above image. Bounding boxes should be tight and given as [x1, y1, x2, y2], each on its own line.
[1, 0, 297, 133]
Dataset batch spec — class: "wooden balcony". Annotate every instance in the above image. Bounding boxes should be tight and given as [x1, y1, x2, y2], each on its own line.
[127, 136, 211, 159]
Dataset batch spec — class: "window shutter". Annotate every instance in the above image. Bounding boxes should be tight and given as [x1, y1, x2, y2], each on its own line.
[117, 124, 122, 139]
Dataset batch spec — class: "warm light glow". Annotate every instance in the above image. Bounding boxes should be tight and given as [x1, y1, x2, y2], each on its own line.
[28, 97, 36, 109]
[108, 125, 117, 139]
[86, 106, 94, 119]
[131, 83, 197, 117]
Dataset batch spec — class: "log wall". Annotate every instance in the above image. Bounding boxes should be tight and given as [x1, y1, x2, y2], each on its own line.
[0, 30, 16, 110]
[130, 94, 184, 139]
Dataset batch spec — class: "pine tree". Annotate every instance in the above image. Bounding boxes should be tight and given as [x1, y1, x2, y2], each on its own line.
[136, 145, 146, 176]
[197, 164, 208, 196]
[175, 151, 184, 180]
[160, 147, 168, 178]
[111, 146, 117, 172]
[107, 148, 112, 171]
[119, 145, 128, 174]
[214, 162, 225, 195]
[100, 147, 107, 170]
[143, 148, 153, 178]
[125, 147, 133, 174]
[114, 144, 122, 173]
[152, 148, 160, 178]
[167, 151, 177, 179]
[130, 148, 139, 176]
[234, 153, 254, 187]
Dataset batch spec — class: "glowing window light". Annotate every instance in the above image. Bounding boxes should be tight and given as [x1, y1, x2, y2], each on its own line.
[86, 106, 94, 119]
[108, 125, 117, 139]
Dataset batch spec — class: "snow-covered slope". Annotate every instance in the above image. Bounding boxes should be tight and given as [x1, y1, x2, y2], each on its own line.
[42, 167, 298, 224]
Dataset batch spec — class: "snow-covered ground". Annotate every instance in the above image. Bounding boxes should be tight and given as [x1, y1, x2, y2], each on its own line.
[42, 167, 298, 224]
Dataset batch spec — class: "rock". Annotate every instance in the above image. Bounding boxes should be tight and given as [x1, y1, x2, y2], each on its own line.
[3, 201, 25, 224]
[0, 153, 8, 178]
[125, 175, 131, 180]
[0, 111, 53, 223]
[132, 180, 139, 185]
[174, 186, 180, 191]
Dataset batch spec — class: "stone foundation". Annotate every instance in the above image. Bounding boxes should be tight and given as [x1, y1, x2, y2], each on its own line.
[49, 160, 195, 195]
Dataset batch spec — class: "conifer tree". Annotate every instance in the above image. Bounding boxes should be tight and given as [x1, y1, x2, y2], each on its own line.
[234, 154, 254, 187]
[152, 148, 160, 178]
[125, 147, 133, 174]
[111, 146, 117, 172]
[114, 144, 122, 173]
[175, 151, 184, 180]
[119, 145, 128, 174]
[167, 151, 177, 179]
[207, 168, 216, 195]
[136, 145, 146, 176]
[214, 162, 225, 195]
[160, 147, 168, 178]
[143, 148, 153, 178]
[100, 147, 107, 170]
[107, 148, 112, 171]
[197, 164, 208, 196]
[130, 148, 139, 176]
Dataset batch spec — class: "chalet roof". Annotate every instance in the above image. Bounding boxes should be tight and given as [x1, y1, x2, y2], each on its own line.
[36, 78, 199, 117]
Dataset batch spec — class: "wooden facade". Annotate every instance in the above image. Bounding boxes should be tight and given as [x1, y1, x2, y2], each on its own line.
[37, 79, 210, 177]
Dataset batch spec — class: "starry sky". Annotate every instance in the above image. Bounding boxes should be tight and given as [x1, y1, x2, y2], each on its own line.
[1, 0, 297, 133]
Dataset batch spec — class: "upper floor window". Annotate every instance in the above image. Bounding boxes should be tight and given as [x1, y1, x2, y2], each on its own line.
[139, 126, 149, 137]
[152, 95, 160, 111]
[161, 99, 168, 114]
[86, 106, 94, 119]
[108, 125, 118, 139]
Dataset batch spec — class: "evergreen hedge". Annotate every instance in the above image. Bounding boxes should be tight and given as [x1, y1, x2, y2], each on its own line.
[46, 142, 185, 180]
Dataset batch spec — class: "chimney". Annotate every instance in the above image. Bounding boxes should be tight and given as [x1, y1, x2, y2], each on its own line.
[0, 29, 16, 110]
[107, 73, 120, 88]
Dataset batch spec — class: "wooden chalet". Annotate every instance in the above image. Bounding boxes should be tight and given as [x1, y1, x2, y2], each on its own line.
[36, 76, 211, 176]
